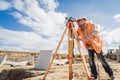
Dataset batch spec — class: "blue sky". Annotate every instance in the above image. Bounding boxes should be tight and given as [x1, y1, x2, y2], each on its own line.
[0, 0, 120, 53]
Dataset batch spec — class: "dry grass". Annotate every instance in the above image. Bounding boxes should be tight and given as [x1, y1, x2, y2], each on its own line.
[0, 51, 120, 80]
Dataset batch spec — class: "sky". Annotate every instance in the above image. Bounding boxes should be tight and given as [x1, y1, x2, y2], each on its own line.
[0, 0, 120, 53]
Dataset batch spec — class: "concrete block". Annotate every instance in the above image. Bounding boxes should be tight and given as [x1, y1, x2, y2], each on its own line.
[34, 50, 53, 70]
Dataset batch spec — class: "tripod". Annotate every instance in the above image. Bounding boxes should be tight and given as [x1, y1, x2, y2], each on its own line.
[43, 17, 93, 80]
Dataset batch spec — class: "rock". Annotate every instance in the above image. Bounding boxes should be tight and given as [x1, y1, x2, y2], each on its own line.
[0, 70, 9, 80]
[7, 69, 35, 80]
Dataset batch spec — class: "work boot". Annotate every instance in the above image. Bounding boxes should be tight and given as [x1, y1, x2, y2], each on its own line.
[110, 75, 115, 80]
[91, 75, 97, 80]
[91, 74, 98, 80]
[94, 78, 98, 80]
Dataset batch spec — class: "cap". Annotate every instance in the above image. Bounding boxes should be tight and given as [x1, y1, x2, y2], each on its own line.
[77, 16, 87, 22]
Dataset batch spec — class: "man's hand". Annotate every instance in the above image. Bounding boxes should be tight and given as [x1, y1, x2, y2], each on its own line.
[76, 36, 85, 41]
[86, 38, 92, 46]
[77, 36, 92, 46]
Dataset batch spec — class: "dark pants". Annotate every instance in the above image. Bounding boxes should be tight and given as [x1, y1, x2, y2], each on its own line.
[88, 50, 113, 79]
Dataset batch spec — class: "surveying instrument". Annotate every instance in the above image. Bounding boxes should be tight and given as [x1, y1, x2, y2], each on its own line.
[43, 17, 94, 80]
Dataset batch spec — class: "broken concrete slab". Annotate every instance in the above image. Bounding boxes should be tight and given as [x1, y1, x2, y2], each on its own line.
[0, 55, 7, 67]
[34, 50, 53, 70]
[5, 61, 28, 66]
[53, 59, 68, 65]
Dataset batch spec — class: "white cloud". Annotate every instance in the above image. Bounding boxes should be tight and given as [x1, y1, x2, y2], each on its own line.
[101, 27, 120, 51]
[10, 12, 23, 19]
[12, 0, 25, 11]
[39, 0, 59, 11]
[0, 0, 68, 52]
[8, 0, 87, 53]
[11, 0, 67, 36]
[0, 28, 57, 52]
[0, 0, 11, 10]
[113, 14, 120, 22]
[0, 0, 85, 54]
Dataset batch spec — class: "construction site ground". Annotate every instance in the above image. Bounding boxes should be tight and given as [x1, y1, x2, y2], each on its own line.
[0, 58, 120, 80]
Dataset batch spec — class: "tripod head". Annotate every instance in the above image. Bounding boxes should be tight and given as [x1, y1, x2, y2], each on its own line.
[65, 17, 76, 22]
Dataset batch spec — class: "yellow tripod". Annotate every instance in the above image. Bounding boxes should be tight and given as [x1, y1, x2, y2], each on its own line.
[43, 17, 93, 80]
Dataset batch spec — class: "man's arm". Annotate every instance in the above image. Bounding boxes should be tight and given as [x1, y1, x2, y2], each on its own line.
[91, 24, 99, 38]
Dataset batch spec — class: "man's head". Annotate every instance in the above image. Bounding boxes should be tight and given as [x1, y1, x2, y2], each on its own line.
[77, 16, 87, 30]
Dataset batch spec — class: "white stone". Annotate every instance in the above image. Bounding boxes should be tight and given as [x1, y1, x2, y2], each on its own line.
[34, 50, 53, 70]
[26, 56, 34, 65]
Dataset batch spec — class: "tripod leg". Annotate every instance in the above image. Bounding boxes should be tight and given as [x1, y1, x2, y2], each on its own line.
[43, 27, 67, 80]
[68, 28, 74, 80]
[71, 27, 94, 80]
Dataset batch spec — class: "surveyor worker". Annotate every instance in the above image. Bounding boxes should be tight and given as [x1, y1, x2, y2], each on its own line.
[76, 16, 115, 80]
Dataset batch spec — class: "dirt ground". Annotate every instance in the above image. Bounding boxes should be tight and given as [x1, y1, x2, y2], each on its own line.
[0, 58, 120, 80]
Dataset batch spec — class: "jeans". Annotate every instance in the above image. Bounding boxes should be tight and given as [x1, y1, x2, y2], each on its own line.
[88, 50, 113, 79]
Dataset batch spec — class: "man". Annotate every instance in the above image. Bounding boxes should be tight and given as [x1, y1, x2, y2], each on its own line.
[76, 16, 115, 80]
